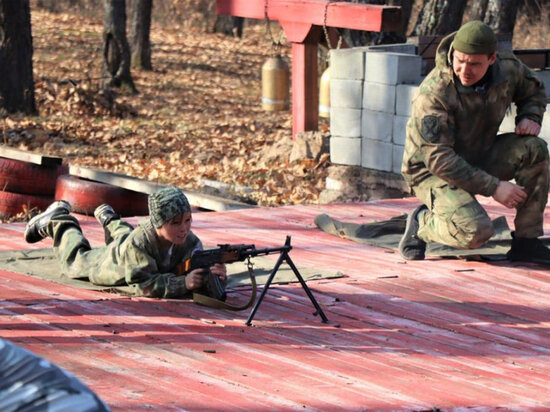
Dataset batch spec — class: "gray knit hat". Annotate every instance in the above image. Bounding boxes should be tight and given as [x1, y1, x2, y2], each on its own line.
[148, 186, 191, 228]
[452, 21, 497, 55]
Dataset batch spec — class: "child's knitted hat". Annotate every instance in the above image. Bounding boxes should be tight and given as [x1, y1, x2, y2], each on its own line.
[148, 186, 191, 228]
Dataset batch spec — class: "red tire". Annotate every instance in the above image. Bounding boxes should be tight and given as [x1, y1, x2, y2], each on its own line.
[0, 157, 68, 196]
[55, 174, 149, 217]
[0, 190, 54, 219]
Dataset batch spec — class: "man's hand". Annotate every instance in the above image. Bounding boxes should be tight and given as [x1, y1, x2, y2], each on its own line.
[515, 118, 541, 136]
[185, 268, 205, 290]
[492, 181, 527, 209]
[210, 263, 227, 281]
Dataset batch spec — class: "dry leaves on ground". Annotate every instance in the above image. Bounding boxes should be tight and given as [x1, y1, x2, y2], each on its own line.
[2, 9, 330, 209]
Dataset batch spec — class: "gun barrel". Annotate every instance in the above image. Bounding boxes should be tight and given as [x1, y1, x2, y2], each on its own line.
[249, 244, 291, 257]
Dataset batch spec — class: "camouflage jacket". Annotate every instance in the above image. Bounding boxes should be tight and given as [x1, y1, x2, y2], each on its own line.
[401, 32, 547, 196]
[106, 219, 202, 298]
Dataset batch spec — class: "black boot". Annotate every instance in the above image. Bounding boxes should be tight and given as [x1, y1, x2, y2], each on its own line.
[94, 204, 120, 228]
[24, 200, 71, 243]
[399, 204, 428, 260]
[507, 232, 550, 265]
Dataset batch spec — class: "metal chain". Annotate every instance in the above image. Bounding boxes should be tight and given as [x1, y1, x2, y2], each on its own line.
[264, 0, 283, 54]
[322, 0, 343, 51]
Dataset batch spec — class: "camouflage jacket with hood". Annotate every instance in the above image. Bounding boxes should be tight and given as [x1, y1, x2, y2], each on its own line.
[401, 31, 547, 196]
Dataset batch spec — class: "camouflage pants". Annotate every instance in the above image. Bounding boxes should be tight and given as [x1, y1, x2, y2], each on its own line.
[48, 214, 134, 285]
[413, 134, 549, 249]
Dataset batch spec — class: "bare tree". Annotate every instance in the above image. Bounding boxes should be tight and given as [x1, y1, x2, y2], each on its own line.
[102, 0, 137, 93]
[130, 0, 153, 70]
[469, 0, 520, 36]
[412, 0, 467, 36]
[0, 0, 36, 115]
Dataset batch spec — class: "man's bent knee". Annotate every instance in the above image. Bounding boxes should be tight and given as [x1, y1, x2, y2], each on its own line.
[450, 207, 494, 249]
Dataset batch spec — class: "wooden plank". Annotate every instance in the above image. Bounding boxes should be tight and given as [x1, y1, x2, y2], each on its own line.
[68, 165, 256, 212]
[0, 145, 63, 166]
[216, 0, 402, 32]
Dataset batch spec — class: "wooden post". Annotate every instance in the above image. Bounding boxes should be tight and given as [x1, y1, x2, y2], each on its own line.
[215, 0, 401, 137]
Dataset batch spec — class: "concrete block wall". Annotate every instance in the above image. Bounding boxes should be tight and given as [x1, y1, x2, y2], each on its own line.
[330, 44, 422, 174]
[330, 46, 550, 176]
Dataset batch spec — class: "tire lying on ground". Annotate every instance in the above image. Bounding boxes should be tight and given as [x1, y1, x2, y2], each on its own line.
[55, 174, 149, 217]
[0, 191, 54, 219]
[0, 157, 68, 196]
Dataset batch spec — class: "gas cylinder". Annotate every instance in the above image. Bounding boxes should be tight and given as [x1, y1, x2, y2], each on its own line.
[319, 65, 330, 118]
[261, 54, 289, 111]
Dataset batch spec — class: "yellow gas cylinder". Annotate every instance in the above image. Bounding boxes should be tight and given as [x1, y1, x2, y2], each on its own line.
[319, 65, 330, 118]
[261, 54, 289, 111]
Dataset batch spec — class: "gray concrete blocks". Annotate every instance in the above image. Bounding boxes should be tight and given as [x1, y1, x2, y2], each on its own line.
[540, 104, 550, 139]
[367, 43, 417, 55]
[330, 136, 362, 166]
[330, 79, 363, 109]
[362, 138, 393, 172]
[362, 82, 396, 113]
[392, 115, 409, 145]
[392, 144, 405, 174]
[534, 70, 550, 94]
[330, 48, 367, 80]
[396, 84, 419, 116]
[330, 107, 362, 138]
[365, 52, 422, 85]
[362, 110, 393, 142]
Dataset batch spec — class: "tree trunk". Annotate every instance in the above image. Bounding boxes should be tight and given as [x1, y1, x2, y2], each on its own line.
[130, 0, 153, 70]
[338, 0, 411, 47]
[482, 0, 520, 36]
[468, 0, 489, 22]
[0, 0, 36, 115]
[412, 0, 467, 36]
[102, 0, 137, 93]
[213, 15, 244, 38]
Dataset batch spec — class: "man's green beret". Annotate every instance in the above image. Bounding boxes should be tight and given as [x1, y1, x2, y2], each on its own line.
[148, 186, 191, 228]
[452, 20, 497, 54]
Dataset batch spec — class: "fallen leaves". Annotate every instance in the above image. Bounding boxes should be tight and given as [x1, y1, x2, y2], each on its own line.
[2, 8, 330, 209]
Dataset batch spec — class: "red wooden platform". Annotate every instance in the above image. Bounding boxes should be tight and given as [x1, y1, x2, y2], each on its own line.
[1, 197, 550, 410]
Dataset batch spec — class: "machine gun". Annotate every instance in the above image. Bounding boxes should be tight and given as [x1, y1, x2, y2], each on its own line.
[176, 236, 328, 325]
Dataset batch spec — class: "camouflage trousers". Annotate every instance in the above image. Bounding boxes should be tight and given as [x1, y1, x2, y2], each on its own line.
[413, 134, 549, 249]
[48, 214, 134, 285]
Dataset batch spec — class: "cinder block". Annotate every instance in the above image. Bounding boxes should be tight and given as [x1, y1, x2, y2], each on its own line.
[330, 48, 368, 80]
[534, 70, 550, 93]
[392, 115, 410, 145]
[499, 104, 516, 134]
[330, 79, 363, 109]
[361, 137, 393, 172]
[396, 84, 419, 116]
[541, 104, 550, 140]
[361, 110, 393, 142]
[362, 82, 396, 113]
[392, 144, 405, 174]
[330, 136, 362, 166]
[330, 107, 362, 138]
[365, 52, 422, 85]
[499, 103, 550, 138]
[367, 43, 417, 55]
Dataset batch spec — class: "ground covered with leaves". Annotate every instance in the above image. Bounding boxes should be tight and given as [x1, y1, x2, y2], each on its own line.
[4, 9, 329, 207]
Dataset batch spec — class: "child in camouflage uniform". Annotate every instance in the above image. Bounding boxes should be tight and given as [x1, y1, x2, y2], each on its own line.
[399, 21, 549, 264]
[24, 186, 226, 298]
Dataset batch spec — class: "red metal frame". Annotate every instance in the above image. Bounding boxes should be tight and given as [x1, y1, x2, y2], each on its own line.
[216, 0, 401, 137]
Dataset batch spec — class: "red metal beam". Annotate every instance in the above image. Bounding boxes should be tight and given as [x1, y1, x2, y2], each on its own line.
[216, 0, 401, 32]
[216, 0, 402, 137]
